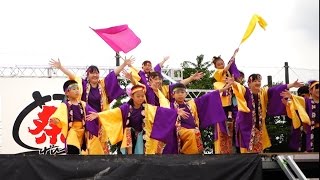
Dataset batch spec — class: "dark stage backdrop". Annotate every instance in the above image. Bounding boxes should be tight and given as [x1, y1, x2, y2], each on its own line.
[0, 154, 262, 180]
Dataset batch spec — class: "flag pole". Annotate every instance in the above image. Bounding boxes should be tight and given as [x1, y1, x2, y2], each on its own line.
[115, 52, 120, 66]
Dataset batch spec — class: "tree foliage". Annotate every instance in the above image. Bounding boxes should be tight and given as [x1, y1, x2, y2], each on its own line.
[112, 78, 130, 109]
[264, 82, 291, 152]
[182, 54, 216, 153]
[181, 54, 214, 89]
[265, 115, 291, 152]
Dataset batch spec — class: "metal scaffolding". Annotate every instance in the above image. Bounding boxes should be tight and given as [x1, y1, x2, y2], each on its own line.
[0, 65, 184, 81]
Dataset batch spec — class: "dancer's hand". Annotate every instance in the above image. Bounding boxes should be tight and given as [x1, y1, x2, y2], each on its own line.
[49, 58, 62, 69]
[86, 112, 98, 121]
[280, 89, 292, 99]
[177, 108, 190, 119]
[191, 71, 204, 81]
[49, 118, 60, 125]
[287, 79, 304, 89]
[121, 55, 135, 66]
[122, 70, 133, 80]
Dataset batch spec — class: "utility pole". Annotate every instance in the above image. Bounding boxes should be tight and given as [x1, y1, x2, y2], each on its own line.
[267, 75, 272, 87]
[284, 62, 289, 84]
[115, 52, 120, 66]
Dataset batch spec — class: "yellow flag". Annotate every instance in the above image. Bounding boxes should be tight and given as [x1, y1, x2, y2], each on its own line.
[240, 14, 267, 44]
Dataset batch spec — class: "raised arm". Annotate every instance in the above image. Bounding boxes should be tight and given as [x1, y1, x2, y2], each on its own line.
[49, 58, 75, 79]
[128, 64, 140, 73]
[158, 56, 170, 68]
[287, 79, 304, 89]
[180, 71, 204, 85]
[226, 76, 250, 112]
[227, 76, 244, 96]
[114, 56, 135, 76]
[280, 89, 311, 128]
[223, 48, 239, 73]
[122, 70, 139, 86]
[223, 59, 234, 74]
[217, 82, 232, 93]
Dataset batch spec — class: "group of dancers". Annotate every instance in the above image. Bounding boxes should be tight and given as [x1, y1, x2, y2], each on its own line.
[48, 48, 319, 155]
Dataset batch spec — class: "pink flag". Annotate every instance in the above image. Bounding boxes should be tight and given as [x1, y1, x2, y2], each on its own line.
[90, 24, 141, 53]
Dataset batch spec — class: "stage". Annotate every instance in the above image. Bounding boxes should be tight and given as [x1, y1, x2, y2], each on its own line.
[0, 153, 318, 180]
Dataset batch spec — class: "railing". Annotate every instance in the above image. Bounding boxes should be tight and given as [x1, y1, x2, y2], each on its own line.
[186, 89, 212, 99]
[0, 65, 297, 99]
[0, 65, 183, 81]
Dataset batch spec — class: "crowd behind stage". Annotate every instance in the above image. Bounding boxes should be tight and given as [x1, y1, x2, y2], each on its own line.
[48, 50, 319, 155]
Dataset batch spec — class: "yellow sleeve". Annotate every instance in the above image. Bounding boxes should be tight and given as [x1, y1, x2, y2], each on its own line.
[74, 76, 83, 102]
[143, 104, 158, 154]
[213, 69, 224, 82]
[232, 82, 250, 112]
[291, 95, 311, 125]
[187, 100, 200, 127]
[98, 79, 110, 111]
[259, 88, 271, 150]
[161, 85, 170, 99]
[129, 74, 141, 86]
[285, 101, 293, 119]
[156, 89, 170, 108]
[50, 103, 68, 138]
[285, 100, 302, 129]
[213, 82, 231, 107]
[128, 66, 142, 82]
[260, 87, 268, 120]
[98, 108, 124, 145]
[213, 81, 225, 90]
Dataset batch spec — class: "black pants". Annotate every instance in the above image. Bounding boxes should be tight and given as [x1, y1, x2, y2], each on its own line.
[223, 105, 232, 115]
[313, 127, 319, 152]
[66, 145, 80, 154]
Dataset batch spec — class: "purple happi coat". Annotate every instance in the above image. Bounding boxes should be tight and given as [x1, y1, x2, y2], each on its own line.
[81, 71, 125, 112]
[163, 90, 226, 154]
[235, 84, 288, 149]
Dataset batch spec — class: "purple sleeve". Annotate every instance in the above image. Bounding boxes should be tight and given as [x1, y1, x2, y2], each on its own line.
[236, 112, 254, 149]
[168, 84, 175, 102]
[305, 98, 312, 118]
[304, 98, 313, 151]
[104, 71, 126, 103]
[305, 125, 312, 152]
[194, 90, 227, 129]
[288, 128, 301, 151]
[229, 58, 240, 79]
[145, 86, 158, 106]
[267, 84, 288, 116]
[150, 107, 177, 143]
[138, 70, 149, 85]
[81, 79, 87, 101]
[85, 104, 99, 137]
[154, 64, 161, 73]
[119, 103, 130, 126]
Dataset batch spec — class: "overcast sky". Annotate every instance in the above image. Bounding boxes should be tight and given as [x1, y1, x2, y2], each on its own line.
[0, 0, 318, 84]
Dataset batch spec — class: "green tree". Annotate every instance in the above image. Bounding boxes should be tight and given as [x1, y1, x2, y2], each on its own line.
[112, 78, 130, 109]
[181, 54, 214, 90]
[264, 81, 291, 152]
[182, 54, 215, 154]
[265, 115, 291, 152]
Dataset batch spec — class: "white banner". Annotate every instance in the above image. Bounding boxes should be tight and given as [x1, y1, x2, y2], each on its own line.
[0, 95, 2, 153]
[0, 77, 67, 154]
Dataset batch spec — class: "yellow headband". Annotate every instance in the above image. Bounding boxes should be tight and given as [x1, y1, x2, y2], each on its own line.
[131, 87, 146, 95]
[173, 87, 186, 93]
[66, 84, 78, 92]
[310, 81, 319, 89]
